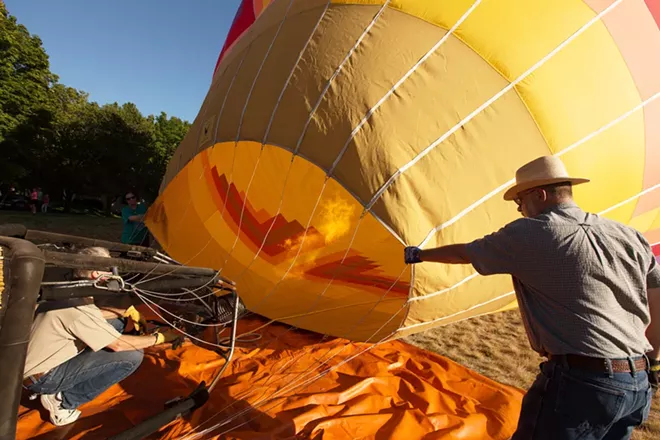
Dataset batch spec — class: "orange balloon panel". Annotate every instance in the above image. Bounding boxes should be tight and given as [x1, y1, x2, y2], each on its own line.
[16, 317, 523, 440]
[148, 142, 409, 341]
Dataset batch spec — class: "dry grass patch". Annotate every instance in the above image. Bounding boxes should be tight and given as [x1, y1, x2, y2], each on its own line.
[405, 310, 660, 440]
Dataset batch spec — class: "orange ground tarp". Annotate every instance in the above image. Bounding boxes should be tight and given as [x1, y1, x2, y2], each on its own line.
[17, 316, 523, 439]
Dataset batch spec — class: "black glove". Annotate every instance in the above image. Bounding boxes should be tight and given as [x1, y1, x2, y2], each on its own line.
[404, 247, 423, 264]
[650, 358, 660, 395]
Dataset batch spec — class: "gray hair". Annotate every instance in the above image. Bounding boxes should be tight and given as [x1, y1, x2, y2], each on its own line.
[72, 247, 111, 279]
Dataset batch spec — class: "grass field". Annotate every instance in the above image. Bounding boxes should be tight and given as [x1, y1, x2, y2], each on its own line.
[2, 210, 658, 439]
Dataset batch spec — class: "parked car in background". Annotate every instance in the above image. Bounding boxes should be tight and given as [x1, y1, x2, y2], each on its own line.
[0, 194, 30, 211]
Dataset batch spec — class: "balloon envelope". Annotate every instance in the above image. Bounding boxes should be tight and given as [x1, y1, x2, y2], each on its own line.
[147, 0, 660, 341]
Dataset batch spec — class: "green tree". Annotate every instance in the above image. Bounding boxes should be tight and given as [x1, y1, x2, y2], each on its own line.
[0, 2, 59, 183]
[0, 3, 191, 213]
[148, 112, 191, 195]
[0, 2, 56, 143]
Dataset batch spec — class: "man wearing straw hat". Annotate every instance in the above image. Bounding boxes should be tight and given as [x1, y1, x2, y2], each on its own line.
[405, 156, 660, 439]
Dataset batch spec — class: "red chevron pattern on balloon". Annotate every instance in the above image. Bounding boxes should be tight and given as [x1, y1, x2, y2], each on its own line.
[305, 253, 410, 297]
[209, 166, 325, 264]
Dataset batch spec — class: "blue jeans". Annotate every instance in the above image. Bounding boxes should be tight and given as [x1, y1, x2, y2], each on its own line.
[512, 358, 653, 440]
[28, 319, 143, 410]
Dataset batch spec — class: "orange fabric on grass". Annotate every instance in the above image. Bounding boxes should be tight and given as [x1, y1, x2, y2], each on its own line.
[17, 317, 523, 439]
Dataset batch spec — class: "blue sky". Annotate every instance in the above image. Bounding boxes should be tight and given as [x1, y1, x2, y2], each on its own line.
[5, 0, 242, 122]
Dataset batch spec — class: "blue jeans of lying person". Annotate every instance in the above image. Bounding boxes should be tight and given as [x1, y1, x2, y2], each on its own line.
[511, 357, 652, 440]
[28, 318, 143, 410]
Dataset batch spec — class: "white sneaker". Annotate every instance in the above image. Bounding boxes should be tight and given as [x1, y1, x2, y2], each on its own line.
[40, 392, 81, 426]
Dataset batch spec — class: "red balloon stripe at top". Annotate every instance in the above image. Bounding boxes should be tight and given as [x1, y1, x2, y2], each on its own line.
[214, 0, 257, 77]
[646, 0, 660, 28]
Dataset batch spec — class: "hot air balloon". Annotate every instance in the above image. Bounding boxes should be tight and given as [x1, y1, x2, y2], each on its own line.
[146, 0, 660, 343]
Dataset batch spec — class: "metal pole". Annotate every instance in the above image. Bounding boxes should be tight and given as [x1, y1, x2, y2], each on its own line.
[0, 237, 45, 440]
[209, 291, 241, 393]
[107, 382, 209, 440]
[39, 286, 131, 301]
[25, 229, 158, 256]
[137, 276, 224, 292]
[42, 250, 235, 286]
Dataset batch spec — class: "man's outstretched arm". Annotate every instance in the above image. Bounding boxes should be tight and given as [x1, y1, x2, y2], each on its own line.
[404, 244, 471, 265]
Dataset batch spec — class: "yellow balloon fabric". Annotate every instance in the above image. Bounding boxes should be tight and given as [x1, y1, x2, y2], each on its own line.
[147, 0, 660, 341]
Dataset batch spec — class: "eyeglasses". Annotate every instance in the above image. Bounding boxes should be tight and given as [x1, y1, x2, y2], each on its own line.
[514, 188, 536, 207]
[126, 196, 136, 201]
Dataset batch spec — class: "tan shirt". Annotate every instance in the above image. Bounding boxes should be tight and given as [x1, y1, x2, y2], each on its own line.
[24, 302, 121, 377]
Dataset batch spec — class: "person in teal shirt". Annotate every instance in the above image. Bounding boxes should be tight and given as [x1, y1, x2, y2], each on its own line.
[121, 192, 149, 246]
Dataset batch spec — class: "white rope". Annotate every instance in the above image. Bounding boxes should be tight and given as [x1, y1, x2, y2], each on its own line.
[262, 0, 332, 144]
[135, 291, 240, 347]
[399, 290, 515, 332]
[179, 265, 406, 437]
[408, 272, 479, 302]
[217, 344, 385, 437]
[137, 44, 254, 285]
[137, 289, 216, 302]
[151, 1, 387, 291]
[294, 0, 391, 153]
[557, 91, 660, 159]
[176, 11, 493, 431]
[189, 304, 409, 439]
[598, 183, 660, 216]
[184, 287, 216, 316]
[184, 268, 410, 438]
[185, 279, 408, 438]
[227, 0, 393, 285]
[215, 0, 299, 273]
[214, 303, 411, 436]
[329, 0, 483, 174]
[211, 50, 252, 145]
[182, 335, 330, 440]
[411, 183, 660, 305]
[135, 290, 230, 328]
[152, 48, 252, 276]
[93, 274, 126, 291]
[419, 89, 660, 248]
[250, 178, 329, 313]
[236, 0, 296, 141]
[366, 0, 625, 211]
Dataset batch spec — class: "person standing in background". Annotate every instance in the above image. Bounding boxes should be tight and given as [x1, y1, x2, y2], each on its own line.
[121, 191, 149, 246]
[41, 193, 50, 213]
[30, 188, 38, 214]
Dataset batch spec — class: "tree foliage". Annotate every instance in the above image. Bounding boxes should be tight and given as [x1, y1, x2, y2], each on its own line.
[0, 3, 191, 210]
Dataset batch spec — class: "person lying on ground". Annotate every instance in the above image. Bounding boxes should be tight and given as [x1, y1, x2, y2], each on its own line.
[404, 156, 659, 440]
[23, 246, 179, 427]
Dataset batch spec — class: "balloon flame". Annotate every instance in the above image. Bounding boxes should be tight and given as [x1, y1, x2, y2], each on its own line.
[282, 196, 356, 278]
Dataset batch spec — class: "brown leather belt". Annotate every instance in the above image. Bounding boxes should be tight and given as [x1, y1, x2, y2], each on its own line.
[549, 354, 648, 373]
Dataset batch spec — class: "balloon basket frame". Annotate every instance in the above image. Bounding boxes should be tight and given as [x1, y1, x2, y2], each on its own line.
[0, 224, 241, 440]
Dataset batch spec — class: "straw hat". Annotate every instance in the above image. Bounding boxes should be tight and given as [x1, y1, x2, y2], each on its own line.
[503, 156, 590, 201]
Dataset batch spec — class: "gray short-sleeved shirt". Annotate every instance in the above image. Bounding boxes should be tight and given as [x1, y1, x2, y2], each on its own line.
[465, 201, 659, 358]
